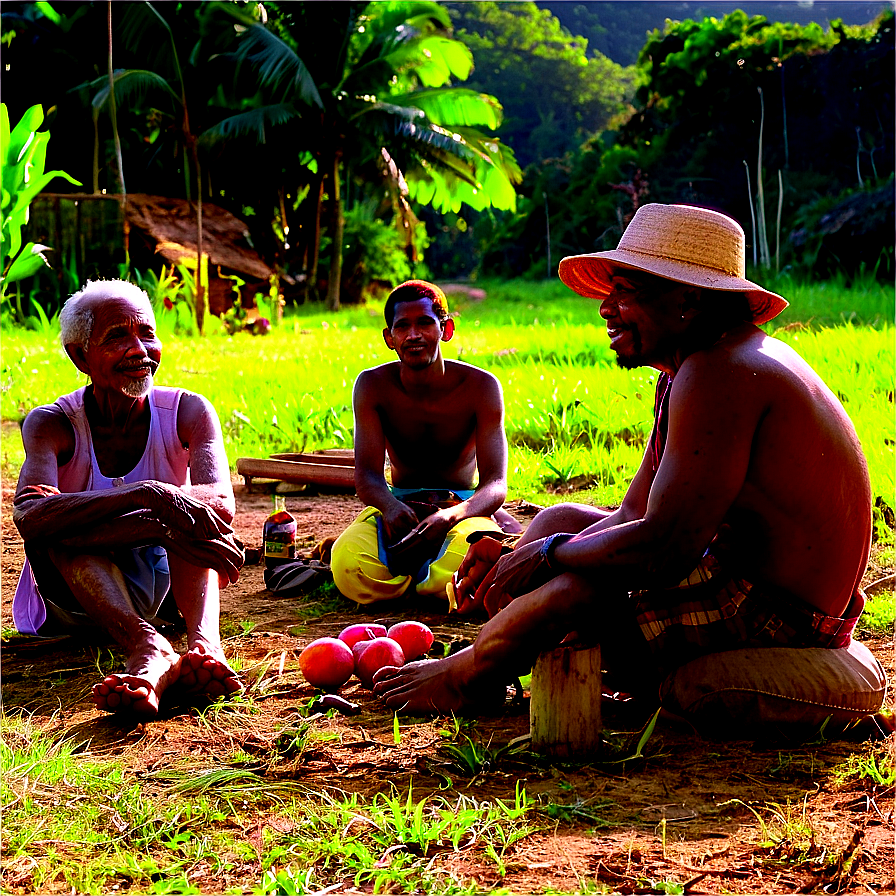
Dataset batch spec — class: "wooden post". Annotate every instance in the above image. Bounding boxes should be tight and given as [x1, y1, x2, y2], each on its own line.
[530, 644, 602, 759]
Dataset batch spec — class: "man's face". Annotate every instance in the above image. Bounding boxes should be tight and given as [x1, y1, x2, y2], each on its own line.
[79, 295, 162, 399]
[383, 298, 452, 370]
[599, 270, 687, 369]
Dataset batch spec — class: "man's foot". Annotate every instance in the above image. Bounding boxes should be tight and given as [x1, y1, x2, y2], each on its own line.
[92, 643, 181, 718]
[371, 648, 505, 715]
[177, 644, 243, 699]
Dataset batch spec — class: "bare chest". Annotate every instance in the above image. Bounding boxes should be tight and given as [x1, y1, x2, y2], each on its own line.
[89, 420, 152, 479]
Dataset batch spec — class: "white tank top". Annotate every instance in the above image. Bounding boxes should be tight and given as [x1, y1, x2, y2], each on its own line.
[13, 386, 190, 633]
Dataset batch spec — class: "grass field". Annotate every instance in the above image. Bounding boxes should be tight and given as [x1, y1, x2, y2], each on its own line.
[2, 276, 893, 518]
[1, 276, 893, 895]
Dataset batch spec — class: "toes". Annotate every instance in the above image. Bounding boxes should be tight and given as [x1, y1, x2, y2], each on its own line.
[372, 665, 403, 687]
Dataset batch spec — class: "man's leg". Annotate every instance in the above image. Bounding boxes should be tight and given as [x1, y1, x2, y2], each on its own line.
[416, 517, 503, 599]
[166, 553, 243, 699]
[373, 570, 600, 713]
[331, 509, 413, 604]
[517, 503, 613, 546]
[48, 547, 181, 717]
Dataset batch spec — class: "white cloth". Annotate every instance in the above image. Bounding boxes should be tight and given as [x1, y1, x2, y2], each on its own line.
[13, 386, 189, 633]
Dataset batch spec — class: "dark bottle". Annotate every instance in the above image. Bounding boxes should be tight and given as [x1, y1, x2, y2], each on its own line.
[263, 495, 296, 568]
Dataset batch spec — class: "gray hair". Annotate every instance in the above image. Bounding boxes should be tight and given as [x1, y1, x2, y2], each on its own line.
[59, 279, 153, 348]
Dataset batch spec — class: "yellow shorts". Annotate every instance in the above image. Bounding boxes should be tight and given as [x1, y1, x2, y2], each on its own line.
[330, 507, 501, 605]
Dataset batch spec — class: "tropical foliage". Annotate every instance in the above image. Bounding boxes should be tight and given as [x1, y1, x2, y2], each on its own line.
[195, 0, 521, 309]
[0, 2, 891, 308]
[448, 1, 636, 169]
[475, 7, 894, 281]
[0, 103, 79, 312]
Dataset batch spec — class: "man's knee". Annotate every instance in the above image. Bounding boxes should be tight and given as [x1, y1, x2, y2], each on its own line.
[527, 503, 610, 541]
[331, 520, 412, 604]
[548, 571, 596, 616]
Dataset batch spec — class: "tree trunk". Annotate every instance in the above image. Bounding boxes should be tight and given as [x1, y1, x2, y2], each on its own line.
[325, 153, 343, 312]
[530, 644, 603, 759]
[106, 1, 126, 196]
[307, 173, 324, 302]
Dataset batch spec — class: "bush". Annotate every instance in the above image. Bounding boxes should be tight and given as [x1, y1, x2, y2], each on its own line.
[336, 207, 430, 303]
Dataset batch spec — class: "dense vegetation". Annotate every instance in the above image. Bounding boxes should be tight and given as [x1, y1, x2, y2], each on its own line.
[1, 1, 892, 319]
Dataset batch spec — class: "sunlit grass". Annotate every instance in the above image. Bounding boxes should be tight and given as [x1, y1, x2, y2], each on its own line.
[2, 279, 892, 527]
[0, 711, 536, 894]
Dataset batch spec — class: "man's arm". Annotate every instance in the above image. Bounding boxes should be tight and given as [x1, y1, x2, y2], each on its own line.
[13, 401, 236, 577]
[484, 354, 765, 609]
[352, 370, 418, 540]
[553, 355, 762, 582]
[176, 391, 235, 524]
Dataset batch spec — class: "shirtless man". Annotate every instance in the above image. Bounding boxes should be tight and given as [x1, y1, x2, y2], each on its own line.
[331, 279, 520, 605]
[12, 280, 244, 718]
[373, 204, 873, 713]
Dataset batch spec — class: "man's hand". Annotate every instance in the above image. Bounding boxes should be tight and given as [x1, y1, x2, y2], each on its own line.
[141, 481, 233, 540]
[406, 508, 454, 547]
[381, 501, 419, 543]
[477, 538, 553, 618]
[163, 531, 244, 586]
[453, 536, 511, 615]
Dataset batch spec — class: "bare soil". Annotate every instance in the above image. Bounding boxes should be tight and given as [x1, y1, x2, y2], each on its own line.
[1, 480, 893, 895]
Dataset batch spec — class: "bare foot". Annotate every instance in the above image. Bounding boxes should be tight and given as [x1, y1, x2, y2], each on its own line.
[92, 641, 181, 718]
[177, 643, 243, 699]
[371, 647, 505, 715]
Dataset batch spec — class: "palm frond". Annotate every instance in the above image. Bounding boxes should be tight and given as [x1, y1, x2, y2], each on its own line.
[388, 88, 503, 130]
[349, 34, 473, 92]
[405, 137, 520, 214]
[91, 69, 180, 112]
[235, 24, 323, 109]
[353, 1, 452, 65]
[199, 103, 301, 146]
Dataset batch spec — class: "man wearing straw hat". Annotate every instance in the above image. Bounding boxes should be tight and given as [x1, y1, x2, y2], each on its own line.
[373, 204, 883, 730]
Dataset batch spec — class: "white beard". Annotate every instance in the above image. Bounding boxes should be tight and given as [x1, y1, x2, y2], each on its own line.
[121, 373, 153, 398]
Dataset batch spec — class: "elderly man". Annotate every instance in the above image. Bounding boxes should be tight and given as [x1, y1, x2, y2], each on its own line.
[373, 204, 876, 719]
[331, 279, 520, 606]
[12, 280, 243, 718]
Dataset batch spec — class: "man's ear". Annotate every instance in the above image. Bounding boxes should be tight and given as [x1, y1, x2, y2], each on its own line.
[65, 343, 90, 375]
[440, 318, 455, 342]
[383, 327, 395, 351]
[679, 286, 703, 321]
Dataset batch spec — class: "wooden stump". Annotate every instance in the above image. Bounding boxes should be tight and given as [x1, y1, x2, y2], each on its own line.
[530, 644, 602, 759]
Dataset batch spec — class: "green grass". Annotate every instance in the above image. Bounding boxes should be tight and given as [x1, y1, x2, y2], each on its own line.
[0, 711, 536, 894]
[2, 277, 893, 517]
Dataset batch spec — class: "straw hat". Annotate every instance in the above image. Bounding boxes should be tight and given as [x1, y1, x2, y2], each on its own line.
[558, 204, 788, 325]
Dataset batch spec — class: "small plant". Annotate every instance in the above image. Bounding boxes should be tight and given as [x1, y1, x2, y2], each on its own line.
[1, 103, 80, 309]
[831, 746, 895, 788]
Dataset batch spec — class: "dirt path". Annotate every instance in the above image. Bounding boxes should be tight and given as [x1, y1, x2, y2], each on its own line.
[1, 480, 893, 895]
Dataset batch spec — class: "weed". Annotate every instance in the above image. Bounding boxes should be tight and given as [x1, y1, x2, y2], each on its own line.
[722, 797, 828, 869]
[831, 745, 895, 788]
[539, 795, 616, 828]
[436, 724, 532, 778]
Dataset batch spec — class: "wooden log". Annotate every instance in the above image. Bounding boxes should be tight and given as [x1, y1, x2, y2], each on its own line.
[530, 644, 602, 759]
[236, 457, 356, 489]
[269, 452, 355, 466]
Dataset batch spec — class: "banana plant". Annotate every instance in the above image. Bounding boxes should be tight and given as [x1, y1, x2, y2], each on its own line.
[1, 103, 81, 306]
[196, 1, 522, 311]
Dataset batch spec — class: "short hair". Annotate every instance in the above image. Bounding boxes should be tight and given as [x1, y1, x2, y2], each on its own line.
[384, 280, 449, 328]
[59, 279, 153, 348]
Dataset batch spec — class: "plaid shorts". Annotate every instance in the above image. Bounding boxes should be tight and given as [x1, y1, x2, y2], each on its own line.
[630, 551, 864, 676]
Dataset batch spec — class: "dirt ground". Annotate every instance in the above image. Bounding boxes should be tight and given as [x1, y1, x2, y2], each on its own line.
[1, 478, 894, 895]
